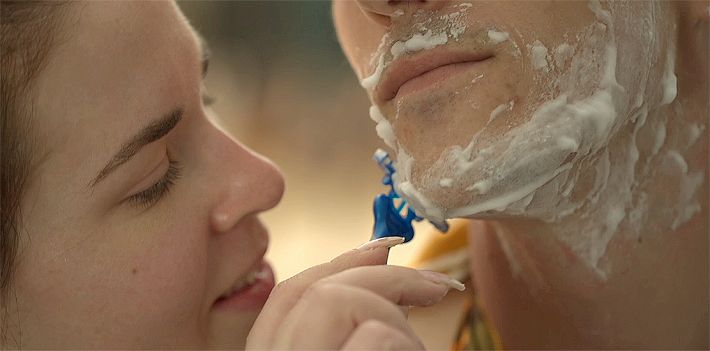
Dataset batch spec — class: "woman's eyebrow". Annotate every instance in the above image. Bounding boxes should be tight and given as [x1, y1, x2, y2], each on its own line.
[89, 107, 183, 188]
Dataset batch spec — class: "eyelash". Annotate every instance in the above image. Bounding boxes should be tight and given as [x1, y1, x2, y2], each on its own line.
[125, 92, 210, 209]
[126, 158, 181, 209]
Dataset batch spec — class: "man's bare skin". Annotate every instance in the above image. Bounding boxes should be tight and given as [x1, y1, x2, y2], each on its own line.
[334, 1, 709, 348]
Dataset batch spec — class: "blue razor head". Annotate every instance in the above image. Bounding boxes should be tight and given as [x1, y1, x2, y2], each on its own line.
[371, 149, 448, 242]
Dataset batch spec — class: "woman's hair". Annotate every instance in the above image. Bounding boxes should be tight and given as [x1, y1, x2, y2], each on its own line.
[1, 0, 69, 339]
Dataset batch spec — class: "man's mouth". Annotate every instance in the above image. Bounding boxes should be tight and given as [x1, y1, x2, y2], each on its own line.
[375, 49, 493, 103]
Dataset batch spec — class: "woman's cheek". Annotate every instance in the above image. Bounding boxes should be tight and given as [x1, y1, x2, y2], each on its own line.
[115, 221, 210, 344]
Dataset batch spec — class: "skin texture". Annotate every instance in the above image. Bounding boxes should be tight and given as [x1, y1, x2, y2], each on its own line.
[247, 241, 461, 350]
[334, 0, 708, 348]
[3, 2, 461, 348]
[5, 2, 283, 348]
[337, 1, 596, 180]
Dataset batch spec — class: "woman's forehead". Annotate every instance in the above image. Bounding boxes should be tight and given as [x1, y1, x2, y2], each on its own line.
[29, 2, 202, 187]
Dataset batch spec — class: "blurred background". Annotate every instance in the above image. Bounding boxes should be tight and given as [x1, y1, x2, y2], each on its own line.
[178, 1, 438, 280]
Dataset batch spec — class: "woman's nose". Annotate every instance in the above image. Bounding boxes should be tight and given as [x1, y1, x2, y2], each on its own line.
[354, 0, 449, 26]
[207, 133, 285, 234]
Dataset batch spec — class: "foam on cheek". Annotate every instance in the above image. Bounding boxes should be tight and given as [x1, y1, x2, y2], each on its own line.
[487, 26, 522, 58]
[360, 4, 473, 89]
[369, 105, 397, 149]
[391, 30, 449, 58]
[487, 29, 510, 44]
[439, 178, 454, 188]
[659, 52, 677, 105]
[528, 40, 551, 72]
[393, 1, 704, 277]
[687, 123, 704, 147]
[471, 73, 485, 84]
[362, 2, 703, 279]
[448, 88, 618, 218]
[488, 100, 514, 122]
[554, 43, 575, 68]
[394, 148, 449, 227]
[361, 55, 385, 90]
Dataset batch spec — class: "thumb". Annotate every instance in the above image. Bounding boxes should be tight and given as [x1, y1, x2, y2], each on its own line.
[246, 236, 405, 348]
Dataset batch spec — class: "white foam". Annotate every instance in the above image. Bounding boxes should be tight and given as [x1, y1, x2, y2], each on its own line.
[439, 178, 453, 188]
[557, 136, 579, 152]
[529, 40, 550, 72]
[488, 102, 509, 122]
[667, 150, 688, 174]
[397, 181, 445, 222]
[554, 43, 574, 68]
[471, 73, 485, 84]
[660, 50, 677, 105]
[364, 0, 703, 280]
[390, 29, 451, 58]
[369, 105, 397, 149]
[466, 179, 492, 195]
[651, 122, 666, 156]
[487, 29, 510, 44]
[452, 164, 573, 216]
[670, 171, 705, 230]
[449, 23, 466, 39]
[360, 55, 385, 90]
[687, 124, 704, 147]
[404, 30, 448, 54]
[394, 1, 632, 276]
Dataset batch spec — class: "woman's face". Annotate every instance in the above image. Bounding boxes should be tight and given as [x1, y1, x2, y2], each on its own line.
[8, 2, 284, 348]
[333, 1, 673, 222]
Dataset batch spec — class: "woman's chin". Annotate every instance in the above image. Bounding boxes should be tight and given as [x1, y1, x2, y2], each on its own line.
[207, 311, 259, 349]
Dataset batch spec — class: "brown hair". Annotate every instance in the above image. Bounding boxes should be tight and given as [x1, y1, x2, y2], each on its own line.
[1, 1, 69, 341]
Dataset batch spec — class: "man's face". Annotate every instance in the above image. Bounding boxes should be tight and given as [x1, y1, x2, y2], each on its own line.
[334, 1, 671, 222]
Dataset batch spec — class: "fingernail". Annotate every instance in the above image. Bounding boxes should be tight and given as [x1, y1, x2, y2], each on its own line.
[356, 236, 405, 251]
[418, 270, 466, 292]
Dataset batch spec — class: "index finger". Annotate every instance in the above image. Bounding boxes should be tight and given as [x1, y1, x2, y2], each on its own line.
[246, 236, 404, 348]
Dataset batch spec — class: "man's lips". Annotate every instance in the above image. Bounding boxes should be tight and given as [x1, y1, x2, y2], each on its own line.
[374, 49, 494, 103]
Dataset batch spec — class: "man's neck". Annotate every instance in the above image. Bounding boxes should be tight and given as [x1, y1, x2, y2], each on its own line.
[468, 92, 708, 348]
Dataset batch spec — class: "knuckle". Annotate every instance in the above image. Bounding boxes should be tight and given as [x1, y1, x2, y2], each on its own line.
[356, 320, 407, 341]
[302, 281, 344, 303]
[390, 265, 421, 279]
[359, 319, 389, 333]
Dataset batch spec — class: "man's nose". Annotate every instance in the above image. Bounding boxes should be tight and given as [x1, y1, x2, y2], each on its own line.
[354, 0, 449, 26]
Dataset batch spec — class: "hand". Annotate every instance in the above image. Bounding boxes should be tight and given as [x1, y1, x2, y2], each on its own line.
[246, 236, 465, 350]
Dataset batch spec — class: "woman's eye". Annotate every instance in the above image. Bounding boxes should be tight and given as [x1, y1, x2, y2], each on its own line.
[126, 159, 181, 209]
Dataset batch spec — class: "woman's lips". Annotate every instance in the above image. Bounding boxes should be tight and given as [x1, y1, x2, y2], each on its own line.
[213, 260, 275, 311]
[374, 49, 493, 103]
